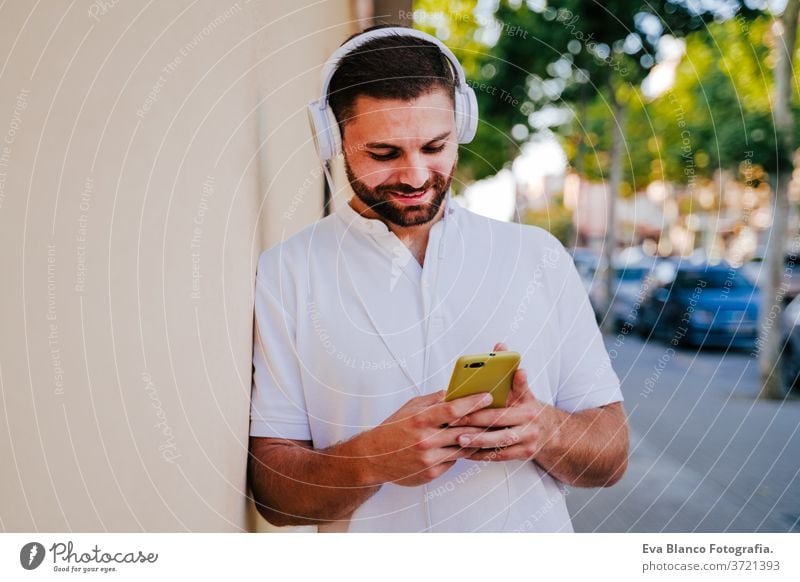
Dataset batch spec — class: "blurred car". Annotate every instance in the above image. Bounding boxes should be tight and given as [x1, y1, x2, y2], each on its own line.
[569, 247, 602, 299]
[741, 253, 800, 303]
[569, 248, 606, 323]
[583, 247, 659, 328]
[638, 261, 761, 349]
[780, 294, 800, 394]
[604, 256, 660, 330]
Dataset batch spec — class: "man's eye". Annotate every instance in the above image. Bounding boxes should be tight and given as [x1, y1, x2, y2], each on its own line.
[367, 144, 446, 161]
[367, 151, 398, 161]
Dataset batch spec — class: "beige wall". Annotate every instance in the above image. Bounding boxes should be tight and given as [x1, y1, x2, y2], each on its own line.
[0, 0, 358, 532]
[247, 0, 361, 532]
[250, 0, 358, 249]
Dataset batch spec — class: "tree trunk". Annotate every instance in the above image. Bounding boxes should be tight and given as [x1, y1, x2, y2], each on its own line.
[601, 91, 625, 334]
[758, 0, 799, 399]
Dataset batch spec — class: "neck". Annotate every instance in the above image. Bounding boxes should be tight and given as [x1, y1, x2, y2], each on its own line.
[348, 196, 448, 266]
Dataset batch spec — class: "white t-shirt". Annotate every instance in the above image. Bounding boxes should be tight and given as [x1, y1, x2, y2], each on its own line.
[250, 191, 622, 532]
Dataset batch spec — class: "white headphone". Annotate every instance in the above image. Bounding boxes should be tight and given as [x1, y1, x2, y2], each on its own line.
[307, 27, 479, 163]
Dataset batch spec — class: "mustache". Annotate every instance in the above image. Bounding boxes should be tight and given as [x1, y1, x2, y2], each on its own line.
[377, 175, 445, 195]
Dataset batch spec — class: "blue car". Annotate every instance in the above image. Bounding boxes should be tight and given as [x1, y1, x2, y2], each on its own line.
[780, 295, 800, 394]
[603, 256, 661, 330]
[638, 261, 761, 349]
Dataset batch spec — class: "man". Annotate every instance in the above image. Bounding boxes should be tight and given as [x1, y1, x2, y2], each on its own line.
[248, 25, 628, 532]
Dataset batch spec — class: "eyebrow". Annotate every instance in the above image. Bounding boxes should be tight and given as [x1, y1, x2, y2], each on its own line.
[364, 131, 451, 150]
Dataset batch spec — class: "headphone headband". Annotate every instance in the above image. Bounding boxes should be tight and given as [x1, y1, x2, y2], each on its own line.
[318, 27, 466, 107]
[307, 26, 478, 162]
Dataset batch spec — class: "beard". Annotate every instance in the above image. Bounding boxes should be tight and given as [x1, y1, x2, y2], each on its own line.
[344, 157, 456, 227]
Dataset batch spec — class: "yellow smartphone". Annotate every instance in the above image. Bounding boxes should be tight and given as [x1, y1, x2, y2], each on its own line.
[444, 351, 521, 408]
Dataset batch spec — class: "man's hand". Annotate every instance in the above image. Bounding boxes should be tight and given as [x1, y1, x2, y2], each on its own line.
[449, 342, 629, 487]
[355, 390, 493, 487]
[248, 389, 496, 527]
[449, 343, 560, 461]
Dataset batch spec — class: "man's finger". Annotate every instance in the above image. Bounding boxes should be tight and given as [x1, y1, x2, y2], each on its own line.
[466, 443, 531, 462]
[411, 446, 477, 470]
[434, 445, 483, 465]
[420, 389, 446, 404]
[431, 392, 493, 424]
[506, 368, 532, 406]
[413, 390, 446, 415]
[424, 426, 484, 448]
[449, 405, 529, 428]
[493, 342, 507, 352]
[457, 427, 522, 449]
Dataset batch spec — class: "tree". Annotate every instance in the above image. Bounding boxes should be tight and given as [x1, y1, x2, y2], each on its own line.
[760, 0, 799, 398]
[523, 196, 575, 245]
[416, 0, 763, 334]
[643, 9, 800, 397]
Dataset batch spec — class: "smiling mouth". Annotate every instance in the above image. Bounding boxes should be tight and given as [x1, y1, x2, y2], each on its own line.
[389, 189, 427, 199]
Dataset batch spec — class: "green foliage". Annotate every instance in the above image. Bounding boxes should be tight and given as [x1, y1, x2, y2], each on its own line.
[522, 197, 575, 246]
[644, 14, 800, 187]
[569, 86, 652, 195]
[413, 0, 526, 184]
[413, 0, 767, 188]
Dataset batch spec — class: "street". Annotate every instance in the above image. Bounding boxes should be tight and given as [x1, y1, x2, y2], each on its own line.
[566, 334, 800, 532]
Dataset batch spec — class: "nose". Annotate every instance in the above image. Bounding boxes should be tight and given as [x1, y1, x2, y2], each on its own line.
[395, 152, 429, 191]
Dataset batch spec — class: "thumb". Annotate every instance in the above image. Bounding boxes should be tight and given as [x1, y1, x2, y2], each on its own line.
[507, 368, 533, 406]
[493, 342, 508, 352]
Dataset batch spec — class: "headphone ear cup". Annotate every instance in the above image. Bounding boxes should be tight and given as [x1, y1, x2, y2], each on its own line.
[456, 85, 478, 144]
[453, 89, 466, 143]
[307, 101, 342, 162]
[307, 101, 330, 161]
[326, 105, 342, 159]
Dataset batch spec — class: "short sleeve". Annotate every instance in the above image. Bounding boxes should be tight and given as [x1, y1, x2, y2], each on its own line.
[249, 250, 312, 440]
[548, 242, 623, 413]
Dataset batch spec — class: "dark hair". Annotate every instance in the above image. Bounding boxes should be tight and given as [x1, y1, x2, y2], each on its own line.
[327, 24, 457, 137]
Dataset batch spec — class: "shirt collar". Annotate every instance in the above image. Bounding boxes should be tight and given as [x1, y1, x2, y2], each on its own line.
[334, 187, 457, 236]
